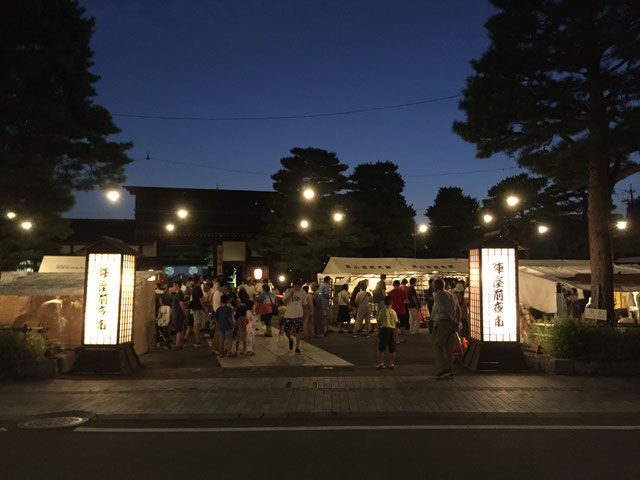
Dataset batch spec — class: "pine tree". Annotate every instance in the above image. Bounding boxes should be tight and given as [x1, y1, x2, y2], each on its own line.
[453, 0, 640, 324]
[0, 0, 132, 269]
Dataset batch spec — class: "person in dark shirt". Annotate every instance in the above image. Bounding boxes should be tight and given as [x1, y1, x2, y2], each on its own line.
[190, 275, 206, 347]
[407, 278, 421, 335]
[171, 280, 188, 348]
[425, 279, 435, 333]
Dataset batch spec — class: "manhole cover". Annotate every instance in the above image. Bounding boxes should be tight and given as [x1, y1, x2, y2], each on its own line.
[18, 416, 89, 430]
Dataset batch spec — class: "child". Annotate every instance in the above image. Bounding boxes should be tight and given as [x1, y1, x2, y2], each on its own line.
[376, 295, 398, 369]
[245, 300, 258, 356]
[214, 294, 235, 357]
[233, 304, 248, 356]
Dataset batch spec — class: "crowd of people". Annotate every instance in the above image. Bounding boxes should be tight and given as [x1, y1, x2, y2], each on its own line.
[154, 273, 471, 379]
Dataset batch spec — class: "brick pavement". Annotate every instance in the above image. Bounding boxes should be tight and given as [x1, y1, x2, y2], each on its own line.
[1, 374, 639, 420]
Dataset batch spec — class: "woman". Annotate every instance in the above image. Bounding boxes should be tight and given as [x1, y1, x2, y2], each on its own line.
[336, 284, 351, 333]
[454, 284, 469, 339]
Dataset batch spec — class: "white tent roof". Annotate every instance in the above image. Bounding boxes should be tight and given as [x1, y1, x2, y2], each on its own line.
[322, 257, 469, 277]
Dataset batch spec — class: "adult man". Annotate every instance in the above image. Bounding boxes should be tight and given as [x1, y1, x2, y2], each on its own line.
[388, 280, 408, 342]
[353, 279, 372, 337]
[425, 279, 435, 333]
[317, 276, 332, 335]
[431, 278, 461, 379]
[189, 275, 206, 347]
[283, 279, 308, 354]
[407, 278, 421, 335]
[170, 280, 188, 348]
[372, 274, 387, 314]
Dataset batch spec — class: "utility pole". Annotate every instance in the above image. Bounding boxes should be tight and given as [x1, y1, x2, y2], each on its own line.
[623, 184, 635, 215]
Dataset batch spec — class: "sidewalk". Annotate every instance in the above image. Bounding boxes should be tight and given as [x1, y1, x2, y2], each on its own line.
[2, 374, 639, 421]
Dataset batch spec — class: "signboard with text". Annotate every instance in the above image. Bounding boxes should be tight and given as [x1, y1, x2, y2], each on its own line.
[83, 253, 122, 345]
[480, 248, 518, 342]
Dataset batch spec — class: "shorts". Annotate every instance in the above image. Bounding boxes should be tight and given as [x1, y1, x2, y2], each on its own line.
[192, 309, 207, 327]
[337, 305, 350, 324]
[172, 315, 185, 333]
[284, 317, 303, 334]
[235, 329, 247, 342]
[378, 327, 396, 353]
[185, 313, 194, 327]
[397, 313, 409, 329]
[261, 313, 273, 327]
[220, 329, 233, 342]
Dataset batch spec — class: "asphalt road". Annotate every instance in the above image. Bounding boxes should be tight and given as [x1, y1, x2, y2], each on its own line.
[3, 416, 639, 480]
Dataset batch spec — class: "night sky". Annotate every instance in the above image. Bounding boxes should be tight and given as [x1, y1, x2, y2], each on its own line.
[69, 0, 638, 221]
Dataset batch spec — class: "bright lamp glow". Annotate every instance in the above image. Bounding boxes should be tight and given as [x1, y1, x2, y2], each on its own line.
[302, 188, 315, 200]
[537, 225, 549, 234]
[165, 223, 175, 232]
[333, 212, 344, 222]
[106, 190, 120, 202]
[616, 220, 627, 230]
[278, 275, 286, 282]
[300, 219, 310, 229]
[483, 214, 493, 224]
[418, 224, 428, 233]
[177, 209, 188, 219]
[6, 211, 16, 220]
[481, 248, 517, 342]
[253, 268, 263, 280]
[506, 196, 519, 207]
[20, 221, 32, 230]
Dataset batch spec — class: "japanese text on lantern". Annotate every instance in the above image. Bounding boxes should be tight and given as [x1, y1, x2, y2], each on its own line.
[84, 253, 121, 345]
[481, 248, 517, 342]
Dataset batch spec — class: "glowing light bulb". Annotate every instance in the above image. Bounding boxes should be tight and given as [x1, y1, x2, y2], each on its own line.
[106, 190, 120, 202]
[483, 214, 493, 224]
[165, 223, 175, 232]
[300, 219, 309, 229]
[6, 211, 16, 220]
[20, 221, 33, 231]
[506, 196, 520, 207]
[418, 224, 428, 233]
[537, 225, 549, 234]
[616, 220, 627, 230]
[333, 212, 344, 222]
[302, 188, 315, 200]
[278, 275, 286, 282]
[177, 209, 188, 219]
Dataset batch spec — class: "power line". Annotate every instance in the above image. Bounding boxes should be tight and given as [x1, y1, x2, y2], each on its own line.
[112, 94, 462, 122]
[405, 166, 519, 178]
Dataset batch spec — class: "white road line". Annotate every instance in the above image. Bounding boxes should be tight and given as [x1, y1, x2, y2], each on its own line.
[75, 424, 640, 433]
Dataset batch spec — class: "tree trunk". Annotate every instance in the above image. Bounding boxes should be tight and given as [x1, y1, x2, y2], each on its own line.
[587, 157, 615, 325]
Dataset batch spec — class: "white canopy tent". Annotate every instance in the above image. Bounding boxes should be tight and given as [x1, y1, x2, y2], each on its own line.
[321, 257, 640, 315]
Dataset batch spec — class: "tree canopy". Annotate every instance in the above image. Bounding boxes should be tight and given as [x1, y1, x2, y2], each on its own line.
[453, 0, 640, 322]
[346, 161, 416, 258]
[0, 0, 132, 269]
[424, 187, 479, 257]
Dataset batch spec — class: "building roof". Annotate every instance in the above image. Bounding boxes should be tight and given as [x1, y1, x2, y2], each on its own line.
[65, 219, 136, 244]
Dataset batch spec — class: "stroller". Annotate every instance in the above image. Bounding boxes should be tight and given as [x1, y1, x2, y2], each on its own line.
[155, 305, 172, 349]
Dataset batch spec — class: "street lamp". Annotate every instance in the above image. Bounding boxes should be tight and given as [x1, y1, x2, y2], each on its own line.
[413, 224, 428, 258]
[278, 274, 286, 282]
[300, 219, 310, 229]
[6, 211, 16, 220]
[333, 212, 344, 222]
[20, 221, 33, 231]
[165, 223, 175, 232]
[106, 190, 120, 202]
[483, 214, 493, 224]
[616, 220, 628, 230]
[177, 209, 188, 219]
[537, 225, 549, 234]
[506, 196, 520, 207]
[302, 188, 315, 200]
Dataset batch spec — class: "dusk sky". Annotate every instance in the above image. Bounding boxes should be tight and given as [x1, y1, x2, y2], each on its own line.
[70, 0, 638, 221]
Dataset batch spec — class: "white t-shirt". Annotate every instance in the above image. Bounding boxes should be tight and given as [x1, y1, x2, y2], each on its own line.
[337, 290, 350, 306]
[283, 288, 308, 318]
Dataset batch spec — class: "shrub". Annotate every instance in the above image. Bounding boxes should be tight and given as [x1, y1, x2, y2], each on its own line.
[532, 316, 640, 361]
[0, 328, 47, 362]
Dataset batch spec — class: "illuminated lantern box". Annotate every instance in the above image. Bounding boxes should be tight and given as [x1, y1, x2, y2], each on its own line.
[74, 237, 141, 374]
[464, 236, 527, 371]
